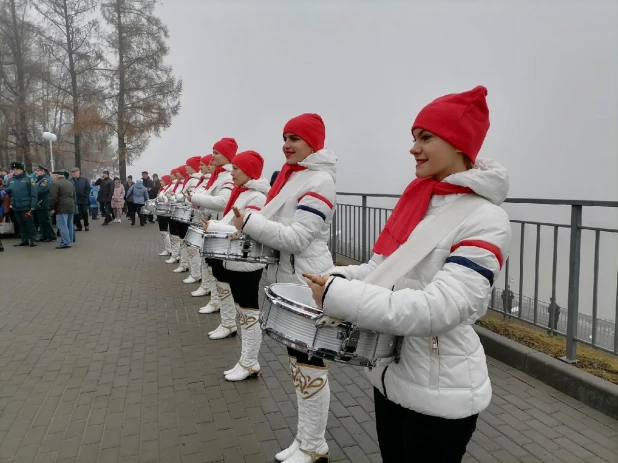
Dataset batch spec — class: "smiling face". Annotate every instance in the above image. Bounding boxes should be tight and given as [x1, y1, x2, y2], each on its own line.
[282, 133, 312, 165]
[410, 129, 470, 181]
[231, 165, 251, 187]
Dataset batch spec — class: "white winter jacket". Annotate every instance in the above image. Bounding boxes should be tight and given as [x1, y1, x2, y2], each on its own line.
[242, 149, 337, 285]
[322, 159, 512, 420]
[175, 173, 202, 205]
[206, 177, 271, 272]
[190, 165, 234, 220]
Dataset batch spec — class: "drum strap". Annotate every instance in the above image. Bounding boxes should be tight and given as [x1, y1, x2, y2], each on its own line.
[255, 172, 313, 221]
[363, 195, 488, 289]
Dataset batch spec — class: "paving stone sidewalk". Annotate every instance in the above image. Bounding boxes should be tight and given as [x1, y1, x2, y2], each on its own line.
[0, 223, 616, 463]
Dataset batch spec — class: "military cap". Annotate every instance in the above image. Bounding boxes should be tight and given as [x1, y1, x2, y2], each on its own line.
[35, 165, 48, 172]
[10, 161, 25, 170]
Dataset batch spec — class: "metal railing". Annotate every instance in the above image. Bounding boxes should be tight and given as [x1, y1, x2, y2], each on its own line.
[329, 193, 618, 361]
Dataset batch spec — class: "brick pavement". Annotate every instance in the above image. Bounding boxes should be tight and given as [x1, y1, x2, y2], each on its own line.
[0, 223, 616, 463]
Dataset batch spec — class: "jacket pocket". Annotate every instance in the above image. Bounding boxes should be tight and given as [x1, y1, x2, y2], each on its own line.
[429, 337, 440, 389]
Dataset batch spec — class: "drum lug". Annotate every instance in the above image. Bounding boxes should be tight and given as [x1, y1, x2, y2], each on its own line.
[340, 328, 360, 355]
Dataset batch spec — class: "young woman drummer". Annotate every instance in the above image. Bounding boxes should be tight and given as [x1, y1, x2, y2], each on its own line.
[165, 166, 189, 267]
[305, 86, 512, 462]
[190, 155, 217, 298]
[189, 138, 237, 320]
[233, 113, 337, 463]
[201, 150, 270, 381]
[180, 156, 207, 284]
[156, 174, 173, 256]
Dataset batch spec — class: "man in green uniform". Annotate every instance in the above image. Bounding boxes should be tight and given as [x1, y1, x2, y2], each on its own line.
[34, 165, 56, 242]
[4, 161, 37, 247]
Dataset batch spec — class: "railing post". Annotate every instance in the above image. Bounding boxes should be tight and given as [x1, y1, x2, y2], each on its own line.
[562, 205, 582, 363]
[361, 195, 368, 262]
[331, 207, 338, 264]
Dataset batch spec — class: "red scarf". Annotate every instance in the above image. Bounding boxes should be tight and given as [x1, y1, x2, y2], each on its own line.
[372, 178, 474, 256]
[172, 181, 181, 193]
[266, 164, 306, 204]
[223, 186, 248, 216]
[206, 167, 224, 190]
[194, 175, 207, 189]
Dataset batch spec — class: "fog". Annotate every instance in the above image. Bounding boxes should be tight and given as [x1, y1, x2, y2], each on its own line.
[128, 0, 617, 321]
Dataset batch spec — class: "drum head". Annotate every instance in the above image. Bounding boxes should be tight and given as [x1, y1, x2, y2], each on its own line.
[269, 284, 318, 312]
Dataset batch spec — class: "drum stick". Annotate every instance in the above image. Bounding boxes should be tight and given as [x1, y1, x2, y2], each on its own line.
[233, 206, 242, 217]
[302, 273, 326, 286]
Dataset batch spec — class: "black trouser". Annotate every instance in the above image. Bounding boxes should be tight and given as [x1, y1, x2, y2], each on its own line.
[100, 201, 112, 222]
[33, 209, 55, 241]
[14, 210, 36, 244]
[73, 204, 90, 228]
[209, 259, 263, 308]
[374, 388, 478, 462]
[128, 203, 145, 224]
[157, 216, 170, 231]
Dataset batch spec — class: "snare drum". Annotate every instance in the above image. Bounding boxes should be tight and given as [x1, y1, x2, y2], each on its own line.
[260, 283, 401, 368]
[201, 231, 279, 264]
[155, 201, 170, 215]
[144, 199, 157, 214]
[171, 205, 193, 223]
[184, 226, 205, 249]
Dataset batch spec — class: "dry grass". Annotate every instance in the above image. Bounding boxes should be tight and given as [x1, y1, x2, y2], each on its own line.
[476, 314, 618, 385]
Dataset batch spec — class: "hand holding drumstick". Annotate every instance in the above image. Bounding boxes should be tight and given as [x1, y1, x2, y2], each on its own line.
[201, 216, 209, 231]
[304, 273, 343, 326]
[232, 206, 245, 231]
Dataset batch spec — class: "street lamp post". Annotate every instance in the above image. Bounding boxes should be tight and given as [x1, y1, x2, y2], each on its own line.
[42, 131, 57, 171]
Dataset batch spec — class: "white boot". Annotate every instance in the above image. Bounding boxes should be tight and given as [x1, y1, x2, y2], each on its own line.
[159, 231, 171, 256]
[165, 235, 180, 264]
[282, 363, 330, 463]
[173, 244, 189, 272]
[225, 307, 262, 381]
[198, 266, 220, 311]
[186, 247, 202, 282]
[208, 282, 237, 340]
[193, 263, 213, 296]
[191, 286, 209, 297]
[276, 357, 301, 461]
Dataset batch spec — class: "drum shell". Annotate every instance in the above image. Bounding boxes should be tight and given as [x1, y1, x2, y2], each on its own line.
[155, 202, 171, 216]
[201, 231, 279, 264]
[184, 226, 205, 249]
[260, 283, 400, 368]
[171, 206, 193, 223]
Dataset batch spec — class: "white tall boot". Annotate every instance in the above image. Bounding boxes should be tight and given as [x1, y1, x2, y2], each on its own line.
[159, 231, 171, 256]
[198, 267, 220, 313]
[208, 282, 237, 340]
[276, 356, 301, 461]
[225, 306, 262, 381]
[282, 363, 330, 463]
[165, 235, 180, 264]
[183, 247, 202, 283]
[192, 263, 212, 297]
[173, 243, 189, 273]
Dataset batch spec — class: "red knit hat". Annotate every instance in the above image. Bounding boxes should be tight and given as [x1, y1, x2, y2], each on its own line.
[283, 113, 325, 152]
[233, 151, 264, 180]
[177, 165, 188, 178]
[161, 175, 171, 185]
[200, 154, 213, 166]
[411, 85, 490, 162]
[185, 156, 201, 172]
[170, 168, 178, 176]
[213, 138, 238, 162]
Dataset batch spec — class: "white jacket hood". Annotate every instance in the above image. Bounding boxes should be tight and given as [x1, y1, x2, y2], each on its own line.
[444, 158, 509, 205]
[244, 177, 271, 195]
[298, 148, 337, 182]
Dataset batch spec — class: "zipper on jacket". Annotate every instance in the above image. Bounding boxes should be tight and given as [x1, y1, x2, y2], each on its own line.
[429, 337, 440, 389]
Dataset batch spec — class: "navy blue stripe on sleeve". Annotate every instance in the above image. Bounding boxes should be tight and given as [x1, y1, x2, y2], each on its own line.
[297, 205, 326, 220]
[445, 256, 494, 286]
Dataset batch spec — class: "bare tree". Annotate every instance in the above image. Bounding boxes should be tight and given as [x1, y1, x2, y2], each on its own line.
[101, 0, 182, 182]
[34, 0, 105, 169]
[0, 0, 37, 170]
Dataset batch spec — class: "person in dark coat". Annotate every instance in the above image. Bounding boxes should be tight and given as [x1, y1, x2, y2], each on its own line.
[142, 171, 156, 223]
[70, 167, 91, 231]
[547, 297, 561, 335]
[4, 161, 37, 247]
[50, 170, 76, 249]
[123, 175, 134, 217]
[34, 165, 56, 242]
[95, 170, 114, 225]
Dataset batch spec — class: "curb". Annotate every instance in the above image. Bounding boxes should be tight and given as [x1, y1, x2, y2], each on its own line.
[474, 325, 618, 420]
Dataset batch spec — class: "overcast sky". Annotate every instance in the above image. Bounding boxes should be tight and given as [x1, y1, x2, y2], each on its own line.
[132, 0, 617, 203]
